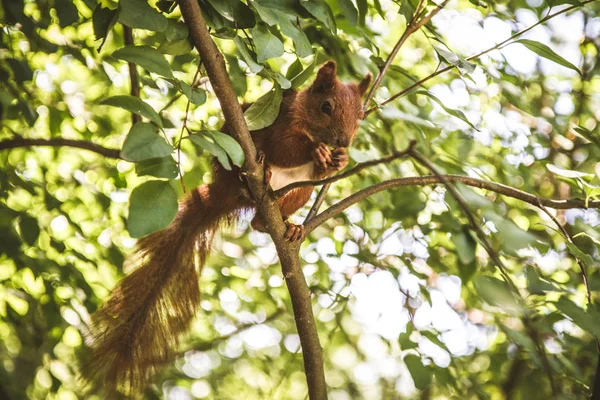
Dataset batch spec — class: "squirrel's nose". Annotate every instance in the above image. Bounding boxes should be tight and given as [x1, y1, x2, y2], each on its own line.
[337, 137, 350, 148]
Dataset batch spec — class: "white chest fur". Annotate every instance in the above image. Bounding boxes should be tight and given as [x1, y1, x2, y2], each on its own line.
[269, 162, 314, 191]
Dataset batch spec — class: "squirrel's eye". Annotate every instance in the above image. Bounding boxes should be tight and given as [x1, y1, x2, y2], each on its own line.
[320, 100, 333, 116]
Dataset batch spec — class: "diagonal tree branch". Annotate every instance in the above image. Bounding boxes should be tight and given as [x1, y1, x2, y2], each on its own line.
[275, 141, 417, 199]
[303, 175, 600, 234]
[365, 0, 595, 116]
[363, 0, 449, 109]
[312, 0, 450, 225]
[177, 1, 327, 399]
[0, 137, 122, 159]
[410, 150, 518, 291]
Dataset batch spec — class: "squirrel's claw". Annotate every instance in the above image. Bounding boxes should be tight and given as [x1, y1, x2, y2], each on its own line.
[264, 165, 272, 185]
[312, 143, 332, 171]
[330, 147, 348, 170]
[256, 150, 272, 186]
[257, 150, 266, 165]
[284, 221, 305, 242]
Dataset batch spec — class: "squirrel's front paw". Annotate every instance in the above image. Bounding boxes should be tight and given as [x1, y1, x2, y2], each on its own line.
[330, 148, 348, 171]
[312, 143, 332, 170]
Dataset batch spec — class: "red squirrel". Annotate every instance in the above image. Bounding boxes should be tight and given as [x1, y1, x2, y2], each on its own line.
[85, 61, 372, 395]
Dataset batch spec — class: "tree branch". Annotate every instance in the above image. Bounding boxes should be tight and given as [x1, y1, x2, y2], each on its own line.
[363, 0, 449, 108]
[410, 150, 518, 290]
[123, 25, 141, 125]
[274, 141, 417, 199]
[0, 137, 122, 159]
[304, 175, 600, 234]
[177, 2, 327, 398]
[304, 183, 330, 224]
[365, 0, 595, 116]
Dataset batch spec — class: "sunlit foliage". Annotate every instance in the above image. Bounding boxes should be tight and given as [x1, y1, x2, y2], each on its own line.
[1, 0, 600, 399]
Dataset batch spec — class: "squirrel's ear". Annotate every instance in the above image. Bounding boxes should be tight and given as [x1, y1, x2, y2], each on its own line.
[311, 60, 337, 92]
[358, 72, 372, 97]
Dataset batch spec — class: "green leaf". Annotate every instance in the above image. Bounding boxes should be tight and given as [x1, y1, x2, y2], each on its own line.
[270, 71, 292, 90]
[399, 328, 417, 350]
[573, 126, 600, 147]
[277, 15, 313, 58]
[289, 52, 319, 88]
[286, 58, 304, 80]
[434, 45, 476, 75]
[120, 122, 173, 161]
[525, 266, 557, 294]
[179, 81, 207, 105]
[127, 180, 178, 238]
[555, 297, 600, 337]
[421, 331, 451, 353]
[253, 2, 281, 25]
[301, 0, 337, 34]
[244, 85, 283, 130]
[483, 211, 541, 255]
[54, 0, 79, 28]
[205, 130, 245, 167]
[165, 20, 189, 41]
[92, 5, 119, 50]
[207, 0, 256, 28]
[135, 157, 179, 179]
[404, 355, 432, 390]
[112, 45, 174, 78]
[501, 325, 538, 354]
[19, 216, 40, 246]
[252, 23, 284, 63]
[189, 134, 232, 170]
[233, 36, 264, 73]
[119, 0, 169, 32]
[417, 91, 478, 130]
[515, 39, 581, 75]
[337, 0, 358, 25]
[565, 242, 596, 269]
[158, 39, 194, 56]
[546, 164, 593, 179]
[357, 0, 367, 26]
[474, 276, 522, 314]
[101, 95, 162, 127]
[452, 230, 476, 265]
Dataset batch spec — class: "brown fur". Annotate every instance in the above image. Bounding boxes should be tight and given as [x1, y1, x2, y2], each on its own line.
[85, 61, 371, 396]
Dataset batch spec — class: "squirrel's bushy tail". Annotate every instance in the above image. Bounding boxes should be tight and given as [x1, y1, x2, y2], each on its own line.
[85, 182, 240, 396]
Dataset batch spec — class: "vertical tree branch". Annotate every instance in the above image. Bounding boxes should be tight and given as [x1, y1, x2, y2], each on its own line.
[177, 1, 327, 398]
[123, 25, 140, 125]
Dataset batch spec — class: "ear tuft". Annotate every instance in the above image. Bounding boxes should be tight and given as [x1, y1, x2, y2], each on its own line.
[311, 60, 337, 92]
[358, 72, 372, 96]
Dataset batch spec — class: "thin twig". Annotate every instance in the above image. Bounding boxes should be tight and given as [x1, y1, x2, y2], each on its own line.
[410, 150, 518, 291]
[304, 183, 331, 223]
[123, 25, 140, 125]
[177, 64, 203, 193]
[365, 0, 595, 116]
[363, 0, 449, 109]
[276, 141, 417, 199]
[0, 137, 122, 159]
